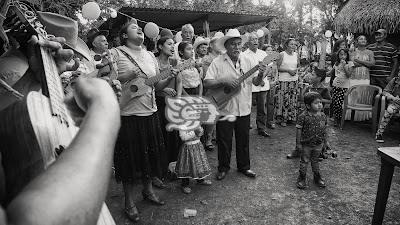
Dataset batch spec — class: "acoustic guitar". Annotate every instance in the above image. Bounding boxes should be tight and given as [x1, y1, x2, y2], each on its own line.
[0, 3, 114, 224]
[206, 51, 280, 109]
[120, 55, 194, 102]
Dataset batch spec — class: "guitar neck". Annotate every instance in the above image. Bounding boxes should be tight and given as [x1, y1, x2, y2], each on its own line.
[237, 65, 259, 84]
[39, 39, 69, 125]
[144, 69, 171, 86]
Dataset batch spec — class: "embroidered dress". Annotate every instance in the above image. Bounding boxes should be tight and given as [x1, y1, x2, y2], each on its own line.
[175, 130, 211, 179]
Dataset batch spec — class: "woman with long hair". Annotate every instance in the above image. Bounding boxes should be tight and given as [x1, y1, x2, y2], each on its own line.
[276, 38, 299, 127]
[111, 20, 174, 222]
[155, 36, 182, 180]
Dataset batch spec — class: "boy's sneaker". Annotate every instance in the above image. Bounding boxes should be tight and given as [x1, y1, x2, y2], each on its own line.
[314, 173, 326, 188]
[375, 134, 384, 143]
[296, 174, 307, 189]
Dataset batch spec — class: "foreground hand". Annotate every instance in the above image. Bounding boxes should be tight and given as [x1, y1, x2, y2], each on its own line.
[163, 88, 177, 97]
[64, 77, 119, 126]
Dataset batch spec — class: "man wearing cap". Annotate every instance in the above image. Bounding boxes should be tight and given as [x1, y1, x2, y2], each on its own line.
[86, 28, 109, 66]
[243, 32, 272, 137]
[367, 29, 399, 89]
[204, 29, 267, 180]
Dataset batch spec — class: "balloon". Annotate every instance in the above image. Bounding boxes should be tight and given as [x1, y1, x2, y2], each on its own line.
[82, 2, 101, 20]
[325, 30, 333, 38]
[144, 22, 159, 39]
[110, 10, 118, 18]
[256, 29, 264, 38]
[175, 31, 182, 43]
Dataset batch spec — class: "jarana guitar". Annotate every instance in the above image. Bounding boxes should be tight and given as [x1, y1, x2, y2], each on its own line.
[206, 51, 280, 109]
[120, 56, 194, 101]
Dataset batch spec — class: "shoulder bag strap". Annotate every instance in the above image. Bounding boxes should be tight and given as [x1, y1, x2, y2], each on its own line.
[118, 48, 148, 79]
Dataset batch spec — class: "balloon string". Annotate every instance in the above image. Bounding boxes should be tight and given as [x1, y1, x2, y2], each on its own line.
[116, 11, 181, 34]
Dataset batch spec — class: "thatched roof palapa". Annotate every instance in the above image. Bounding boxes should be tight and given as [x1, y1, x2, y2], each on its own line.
[334, 0, 400, 34]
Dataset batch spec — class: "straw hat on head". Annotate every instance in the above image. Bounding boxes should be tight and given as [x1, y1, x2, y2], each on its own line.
[210, 31, 224, 43]
[37, 11, 91, 61]
[193, 36, 210, 50]
[215, 29, 242, 53]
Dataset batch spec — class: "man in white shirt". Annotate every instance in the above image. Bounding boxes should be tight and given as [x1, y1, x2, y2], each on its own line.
[204, 29, 266, 180]
[243, 33, 271, 137]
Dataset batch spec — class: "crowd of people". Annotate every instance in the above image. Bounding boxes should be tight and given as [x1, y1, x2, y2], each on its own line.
[0, 5, 399, 224]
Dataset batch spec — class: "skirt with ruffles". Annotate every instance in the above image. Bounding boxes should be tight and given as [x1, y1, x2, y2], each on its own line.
[175, 141, 211, 179]
[114, 113, 165, 183]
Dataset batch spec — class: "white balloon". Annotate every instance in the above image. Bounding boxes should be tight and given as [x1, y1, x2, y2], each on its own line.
[144, 22, 160, 39]
[110, 10, 118, 18]
[256, 29, 264, 38]
[175, 31, 182, 43]
[325, 30, 333, 38]
[82, 2, 101, 20]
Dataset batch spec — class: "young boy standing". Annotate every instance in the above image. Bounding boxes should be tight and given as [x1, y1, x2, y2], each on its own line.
[376, 76, 400, 143]
[296, 92, 328, 189]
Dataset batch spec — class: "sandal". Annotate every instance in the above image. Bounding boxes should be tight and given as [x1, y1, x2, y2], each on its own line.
[125, 205, 140, 222]
[197, 179, 212, 185]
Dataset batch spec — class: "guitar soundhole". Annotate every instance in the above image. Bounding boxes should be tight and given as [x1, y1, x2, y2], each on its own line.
[130, 85, 138, 93]
[224, 86, 232, 94]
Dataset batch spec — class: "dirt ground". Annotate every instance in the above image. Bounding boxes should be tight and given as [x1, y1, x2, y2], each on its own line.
[106, 112, 400, 225]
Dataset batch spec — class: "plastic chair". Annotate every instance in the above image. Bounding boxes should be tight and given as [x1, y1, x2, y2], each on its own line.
[340, 84, 382, 134]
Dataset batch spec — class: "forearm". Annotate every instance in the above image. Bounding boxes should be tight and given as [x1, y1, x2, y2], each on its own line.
[354, 59, 374, 68]
[390, 60, 398, 78]
[7, 101, 120, 225]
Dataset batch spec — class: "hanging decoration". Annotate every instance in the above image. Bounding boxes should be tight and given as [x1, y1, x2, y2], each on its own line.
[256, 29, 264, 38]
[325, 30, 333, 38]
[82, 1, 101, 20]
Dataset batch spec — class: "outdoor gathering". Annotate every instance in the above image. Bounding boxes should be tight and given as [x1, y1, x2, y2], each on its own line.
[0, 0, 399, 224]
